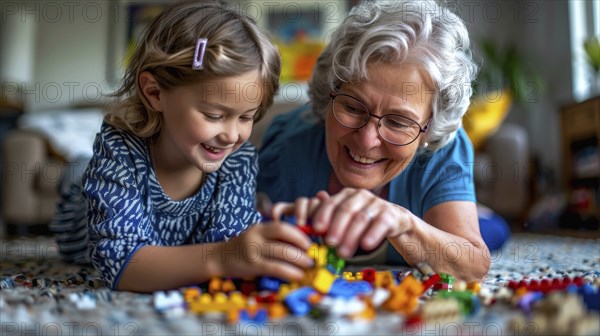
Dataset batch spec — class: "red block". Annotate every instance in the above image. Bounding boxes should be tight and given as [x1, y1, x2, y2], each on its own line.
[421, 273, 441, 293]
[362, 268, 376, 284]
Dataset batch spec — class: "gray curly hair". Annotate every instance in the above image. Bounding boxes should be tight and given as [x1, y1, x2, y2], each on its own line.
[308, 0, 477, 152]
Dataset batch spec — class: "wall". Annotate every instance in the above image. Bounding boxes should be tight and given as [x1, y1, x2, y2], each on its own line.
[1, 2, 36, 84]
[453, 0, 574, 190]
[0, 0, 578, 189]
[1, 0, 114, 112]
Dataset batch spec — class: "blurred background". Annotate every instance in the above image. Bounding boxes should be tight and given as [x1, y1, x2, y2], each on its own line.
[1, 0, 599, 237]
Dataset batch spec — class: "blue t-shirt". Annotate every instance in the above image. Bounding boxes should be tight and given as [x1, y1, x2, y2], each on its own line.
[258, 105, 476, 218]
[52, 122, 261, 289]
[257, 105, 477, 263]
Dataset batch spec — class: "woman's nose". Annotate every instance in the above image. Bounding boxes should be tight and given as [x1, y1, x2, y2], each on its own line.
[356, 117, 382, 147]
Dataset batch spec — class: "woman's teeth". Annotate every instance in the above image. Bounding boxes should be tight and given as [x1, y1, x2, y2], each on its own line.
[349, 150, 378, 164]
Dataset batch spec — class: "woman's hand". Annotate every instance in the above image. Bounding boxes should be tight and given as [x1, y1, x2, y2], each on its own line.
[218, 222, 314, 281]
[272, 188, 413, 259]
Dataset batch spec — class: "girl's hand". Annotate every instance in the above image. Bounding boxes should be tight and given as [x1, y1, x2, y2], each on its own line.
[219, 222, 314, 281]
[310, 188, 410, 259]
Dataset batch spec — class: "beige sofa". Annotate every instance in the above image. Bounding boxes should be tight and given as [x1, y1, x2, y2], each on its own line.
[2, 130, 62, 230]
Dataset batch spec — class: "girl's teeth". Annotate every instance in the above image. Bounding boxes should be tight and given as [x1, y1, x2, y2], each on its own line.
[349, 151, 377, 164]
[204, 144, 222, 153]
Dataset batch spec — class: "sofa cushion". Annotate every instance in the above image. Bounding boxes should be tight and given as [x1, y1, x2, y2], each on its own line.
[18, 108, 104, 162]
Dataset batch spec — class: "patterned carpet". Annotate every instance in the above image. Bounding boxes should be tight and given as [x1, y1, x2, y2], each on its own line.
[1, 233, 599, 335]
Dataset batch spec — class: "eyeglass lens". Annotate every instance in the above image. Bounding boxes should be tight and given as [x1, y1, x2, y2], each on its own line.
[332, 94, 422, 145]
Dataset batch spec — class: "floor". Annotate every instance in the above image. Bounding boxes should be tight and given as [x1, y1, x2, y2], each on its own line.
[1, 233, 599, 335]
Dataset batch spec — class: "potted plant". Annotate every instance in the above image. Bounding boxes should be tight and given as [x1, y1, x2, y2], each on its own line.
[583, 36, 600, 96]
[463, 40, 543, 151]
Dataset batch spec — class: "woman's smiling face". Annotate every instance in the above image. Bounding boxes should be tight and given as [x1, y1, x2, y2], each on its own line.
[325, 62, 434, 190]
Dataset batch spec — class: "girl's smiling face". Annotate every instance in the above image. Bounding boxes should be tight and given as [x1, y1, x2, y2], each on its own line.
[155, 70, 262, 173]
[325, 62, 433, 190]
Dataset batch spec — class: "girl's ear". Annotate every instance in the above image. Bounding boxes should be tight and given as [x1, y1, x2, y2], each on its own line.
[139, 71, 163, 112]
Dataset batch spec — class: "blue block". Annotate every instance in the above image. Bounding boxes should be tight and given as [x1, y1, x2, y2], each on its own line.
[258, 276, 283, 292]
[240, 308, 268, 323]
[284, 287, 316, 316]
[583, 293, 600, 311]
[253, 309, 268, 323]
[328, 279, 372, 298]
[566, 284, 579, 293]
[579, 285, 600, 312]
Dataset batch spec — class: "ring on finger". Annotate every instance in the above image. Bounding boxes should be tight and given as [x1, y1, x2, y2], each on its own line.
[363, 209, 374, 221]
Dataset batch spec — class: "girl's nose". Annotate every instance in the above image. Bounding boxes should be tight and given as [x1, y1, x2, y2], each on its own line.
[219, 121, 239, 144]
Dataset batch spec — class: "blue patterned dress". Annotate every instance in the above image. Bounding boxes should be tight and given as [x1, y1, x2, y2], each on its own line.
[50, 122, 261, 289]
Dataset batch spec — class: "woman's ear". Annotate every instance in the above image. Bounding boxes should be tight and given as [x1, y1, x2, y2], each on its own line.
[139, 71, 163, 112]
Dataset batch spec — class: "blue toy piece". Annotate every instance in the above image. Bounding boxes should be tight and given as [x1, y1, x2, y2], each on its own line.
[578, 284, 600, 312]
[258, 276, 283, 292]
[517, 291, 544, 314]
[284, 287, 316, 316]
[239, 308, 268, 323]
[328, 278, 373, 298]
[478, 209, 511, 251]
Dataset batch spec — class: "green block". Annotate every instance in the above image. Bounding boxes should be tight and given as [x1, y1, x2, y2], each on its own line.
[439, 273, 455, 285]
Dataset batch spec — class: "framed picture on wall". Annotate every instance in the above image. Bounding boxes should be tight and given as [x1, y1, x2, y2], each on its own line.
[267, 5, 326, 82]
[262, 1, 350, 83]
[107, 1, 350, 85]
[107, 0, 169, 86]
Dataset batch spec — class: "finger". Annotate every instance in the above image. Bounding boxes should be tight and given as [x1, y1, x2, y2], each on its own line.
[315, 190, 331, 200]
[293, 197, 310, 225]
[261, 261, 307, 282]
[271, 202, 295, 221]
[256, 192, 273, 216]
[360, 214, 391, 251]
[325, 190, 374, 246]
[308, 197, 322, 221]
[266, 243, 314, 269]
[337, 204, 379, 258]
[262, 223, 313, 251]
[361, 208, 405, 250]
[312, 189, 351, 234]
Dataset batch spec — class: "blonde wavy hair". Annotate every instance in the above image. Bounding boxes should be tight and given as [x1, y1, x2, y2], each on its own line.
[107, 0, 281, 138]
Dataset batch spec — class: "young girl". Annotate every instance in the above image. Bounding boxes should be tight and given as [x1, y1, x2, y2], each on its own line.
[50, 0, 313, 292]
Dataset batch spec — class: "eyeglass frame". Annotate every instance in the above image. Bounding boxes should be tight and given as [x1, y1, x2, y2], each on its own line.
[329, 92, 431, 146]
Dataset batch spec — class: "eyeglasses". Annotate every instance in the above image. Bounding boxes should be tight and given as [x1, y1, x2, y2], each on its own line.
[329, 92, 430, 146]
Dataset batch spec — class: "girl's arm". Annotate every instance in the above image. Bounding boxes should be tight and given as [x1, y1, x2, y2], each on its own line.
[116, 243, 223, 292]
[117, 222, 314, 292]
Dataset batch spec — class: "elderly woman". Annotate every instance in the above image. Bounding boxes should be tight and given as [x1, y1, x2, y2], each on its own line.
[258, 0, 501, 281]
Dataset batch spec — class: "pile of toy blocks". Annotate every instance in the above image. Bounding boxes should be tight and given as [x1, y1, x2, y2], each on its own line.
[148, 243, 453, 323]
[152, 236, 600, 333]
[152, 223, 600, 330]
[504, 276, 600, 335]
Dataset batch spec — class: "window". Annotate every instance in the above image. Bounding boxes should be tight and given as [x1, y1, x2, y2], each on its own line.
[569, 0, 600, 101]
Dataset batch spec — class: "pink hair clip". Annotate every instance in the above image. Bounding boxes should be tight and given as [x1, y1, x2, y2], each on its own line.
[192, 38, 208, 70]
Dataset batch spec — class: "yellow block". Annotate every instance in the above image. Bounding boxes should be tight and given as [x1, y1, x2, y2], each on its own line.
[311, 268, 336, 294]
[307, 244, 328, 267]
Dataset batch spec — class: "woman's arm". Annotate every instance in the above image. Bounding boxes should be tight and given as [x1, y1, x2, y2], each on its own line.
[277, 189, 490, 283]
[388, 201, 490, 282]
